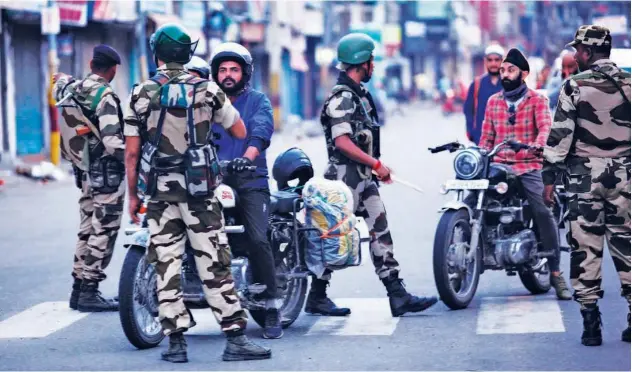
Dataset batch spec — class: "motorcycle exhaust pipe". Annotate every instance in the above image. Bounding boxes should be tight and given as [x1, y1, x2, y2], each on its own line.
[225, 225, 245, 234]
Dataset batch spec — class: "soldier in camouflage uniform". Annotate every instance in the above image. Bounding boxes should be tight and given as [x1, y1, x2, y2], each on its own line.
[53, 45, 125, 313]
[123, 24, 271, 363]
[315, 33, 438, 318]
[543, 25, 631, 346]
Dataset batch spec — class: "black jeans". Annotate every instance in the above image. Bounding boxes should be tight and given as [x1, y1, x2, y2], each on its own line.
[228, 188, 278, 299]
[465, 170, 561, 272]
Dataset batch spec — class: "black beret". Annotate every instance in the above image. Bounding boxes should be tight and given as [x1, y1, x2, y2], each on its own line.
[92, 44, 121, 66]
[503, 48, 530, 72]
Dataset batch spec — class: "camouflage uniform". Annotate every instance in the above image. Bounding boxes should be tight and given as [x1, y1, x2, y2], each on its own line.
[543, 26, 631, 309]
[124, 63, 247, 336]
[54, 74, 126, 282]
[321, 75, 399, 280]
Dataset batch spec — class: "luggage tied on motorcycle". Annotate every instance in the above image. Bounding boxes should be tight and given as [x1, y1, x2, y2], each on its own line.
[138, 72, 221, 198]
[324, 84, 380, 181]
[301, 177, 361, 279]
[58, 79, 125, 192]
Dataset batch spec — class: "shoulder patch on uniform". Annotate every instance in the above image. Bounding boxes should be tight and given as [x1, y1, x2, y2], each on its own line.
[340, 91, 353, 99]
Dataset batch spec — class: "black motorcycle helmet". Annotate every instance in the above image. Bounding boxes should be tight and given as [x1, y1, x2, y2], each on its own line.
[272, 147, 314, 191]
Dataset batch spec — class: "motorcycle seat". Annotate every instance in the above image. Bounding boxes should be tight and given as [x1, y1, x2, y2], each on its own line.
[271, 190, 301, 214]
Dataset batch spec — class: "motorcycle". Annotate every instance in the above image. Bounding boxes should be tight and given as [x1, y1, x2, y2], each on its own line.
[118, 158, 369, 349]
[429, 140, 569, 310]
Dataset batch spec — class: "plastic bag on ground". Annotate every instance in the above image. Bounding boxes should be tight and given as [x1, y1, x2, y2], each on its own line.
[302, 177, 360, 278]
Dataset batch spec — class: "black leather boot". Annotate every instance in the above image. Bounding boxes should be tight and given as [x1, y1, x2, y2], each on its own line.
[77, 280, 118, 312]
[69, 278, 82, 310]
[161, 331, 187, 363]
[223, 330, 272, 361]
[304, 277, 351, 316]
[581, 304, 602, 346]
[382, 273, 438, 317]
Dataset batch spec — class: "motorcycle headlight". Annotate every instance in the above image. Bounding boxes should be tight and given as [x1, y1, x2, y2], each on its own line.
[453, 150, 483, 180]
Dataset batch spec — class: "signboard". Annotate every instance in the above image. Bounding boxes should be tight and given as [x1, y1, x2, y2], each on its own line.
[416, 0, 450, 20]
[58, 34, 73, 56]
[240, 22, 265, 43]
[140, 0, 173, 15]
[92, 0, 137, 23]
[41, 6, 60, 35]
[57, 0, 88, 27]
[592, 15, 628, 35]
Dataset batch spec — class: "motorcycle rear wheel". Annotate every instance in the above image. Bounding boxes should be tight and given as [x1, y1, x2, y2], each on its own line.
[119, 246, 164, 349]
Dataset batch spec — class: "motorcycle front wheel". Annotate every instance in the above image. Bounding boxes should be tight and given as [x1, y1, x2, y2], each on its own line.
[433, 209, 481, 310]
[118, 246, 164, 349]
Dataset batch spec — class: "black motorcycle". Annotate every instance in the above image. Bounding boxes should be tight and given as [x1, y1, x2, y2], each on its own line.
[429, 140, 569, 310]
[118, 160, 316, 349]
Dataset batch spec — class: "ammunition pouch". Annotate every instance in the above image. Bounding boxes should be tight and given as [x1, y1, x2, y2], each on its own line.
[184, 143, 221, 198]
[89, 156, 124, 194]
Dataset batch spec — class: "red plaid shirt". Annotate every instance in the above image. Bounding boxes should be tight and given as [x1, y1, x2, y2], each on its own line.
[478, 89, 553, 175]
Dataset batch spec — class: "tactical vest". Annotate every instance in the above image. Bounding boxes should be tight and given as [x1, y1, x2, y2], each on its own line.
[138, 72, 222, 198]
[321, 84, 380, 168]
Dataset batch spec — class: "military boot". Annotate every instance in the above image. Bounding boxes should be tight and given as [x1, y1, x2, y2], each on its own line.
[580, 304, 602, 346]
[382, 273, 438, 317]
[550, 273, 572, 301]
[223, 331, 272, 361]
[622, 310, 631, 343]
[77, 280, 118, 312]
[161, 331, 187, 363]
[69, 278, 82, 310]
[304, 277, 351, 316]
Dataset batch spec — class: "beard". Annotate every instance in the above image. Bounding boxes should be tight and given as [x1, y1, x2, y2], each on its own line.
[501, 76, 522, 91]
[488, 69, 500, 76]
[220, 77, 246, 95]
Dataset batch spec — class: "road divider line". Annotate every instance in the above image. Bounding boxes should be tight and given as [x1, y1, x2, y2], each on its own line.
[476, 296, 565, 335]
[0, 302, 89, 339]
[306, 298, 399, 336]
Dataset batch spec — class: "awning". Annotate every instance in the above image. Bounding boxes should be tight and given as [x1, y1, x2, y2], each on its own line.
[146, 12, 207, 56]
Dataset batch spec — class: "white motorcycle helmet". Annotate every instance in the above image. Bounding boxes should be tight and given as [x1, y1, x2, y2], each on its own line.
[184, 56, 210, 79]
[209, 42, 253, 93]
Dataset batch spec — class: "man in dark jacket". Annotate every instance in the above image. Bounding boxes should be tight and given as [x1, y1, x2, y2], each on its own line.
[463, 44, 505, 144]
[209, 42, 281, 340]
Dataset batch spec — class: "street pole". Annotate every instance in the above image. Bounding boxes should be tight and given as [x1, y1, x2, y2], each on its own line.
[47, 0, 60, 166]
[136, 1, 148, 81]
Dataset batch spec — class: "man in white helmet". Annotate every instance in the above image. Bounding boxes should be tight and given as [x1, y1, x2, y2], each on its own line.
[209, 43, 281, 339]
[184, 56, 211, 79]
[463, 44, 505, 144]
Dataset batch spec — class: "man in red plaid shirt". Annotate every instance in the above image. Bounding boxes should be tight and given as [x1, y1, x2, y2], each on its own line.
[477, 48, 572, 300]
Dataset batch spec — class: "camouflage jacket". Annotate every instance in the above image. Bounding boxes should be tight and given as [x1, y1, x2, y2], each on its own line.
[123, 63, 240, 202]
[543, 59, 631, 184]
[53, 74, 125, 164]
[321, 73, 378, 168]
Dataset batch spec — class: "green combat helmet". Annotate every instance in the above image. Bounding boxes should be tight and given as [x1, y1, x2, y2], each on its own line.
[149, 23, 198, 64]
[337, 32, 375, 66]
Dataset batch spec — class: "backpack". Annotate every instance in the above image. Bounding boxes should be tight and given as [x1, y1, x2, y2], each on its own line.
[138, 73, 222, 198]
[57, 81, 115, 171]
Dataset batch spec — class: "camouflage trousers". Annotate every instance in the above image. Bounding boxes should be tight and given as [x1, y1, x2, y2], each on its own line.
[566, 156, 631, 308]
[73, 180, 125, 282]
[146, 197, 247, 336]
[324, 164, 400, 280]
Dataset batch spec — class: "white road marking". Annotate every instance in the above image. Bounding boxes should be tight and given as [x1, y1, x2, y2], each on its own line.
[306, 298, 399, 336]
[476, 295, 566, 335]
[0, 302, 89, 339]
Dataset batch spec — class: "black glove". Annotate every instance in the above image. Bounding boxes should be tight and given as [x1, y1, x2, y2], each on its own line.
[229, 157, 253, 173]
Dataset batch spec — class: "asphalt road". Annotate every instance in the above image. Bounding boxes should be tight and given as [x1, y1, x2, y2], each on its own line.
[0, 105, 629, 371]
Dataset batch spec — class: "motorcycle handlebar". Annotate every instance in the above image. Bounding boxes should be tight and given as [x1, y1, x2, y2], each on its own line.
[428, 141, 462, 154]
